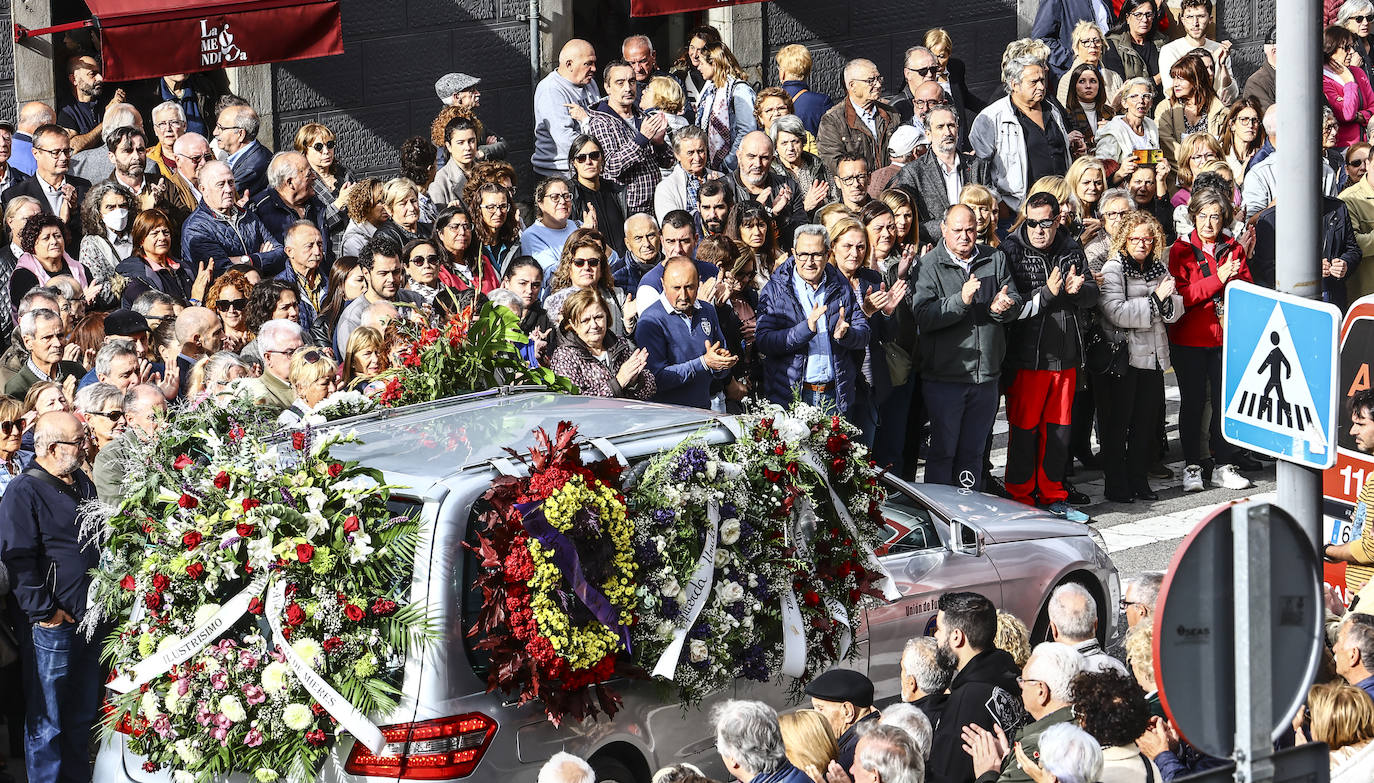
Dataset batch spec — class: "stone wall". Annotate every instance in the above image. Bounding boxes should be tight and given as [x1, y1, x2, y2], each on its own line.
[0, 2, 14, 124]
[1217, 0, 1275, 88]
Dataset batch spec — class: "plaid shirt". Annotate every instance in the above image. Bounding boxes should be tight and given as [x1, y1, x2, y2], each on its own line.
[584, 102, 675, 216]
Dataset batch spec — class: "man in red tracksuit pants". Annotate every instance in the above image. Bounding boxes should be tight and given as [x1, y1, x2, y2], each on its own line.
[1000, 192, 1098, 514]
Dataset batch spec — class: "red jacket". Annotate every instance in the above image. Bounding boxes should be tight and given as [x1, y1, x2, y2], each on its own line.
[1167, 230, 1252, 348]
[439, 256, 501, 295]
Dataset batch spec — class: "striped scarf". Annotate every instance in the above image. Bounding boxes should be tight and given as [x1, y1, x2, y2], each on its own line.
[706, 79, 736, 170]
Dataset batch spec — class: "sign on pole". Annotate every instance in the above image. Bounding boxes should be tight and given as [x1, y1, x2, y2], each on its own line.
[1222, 282, 1340, 469]
[1321, 295, 1374, 601]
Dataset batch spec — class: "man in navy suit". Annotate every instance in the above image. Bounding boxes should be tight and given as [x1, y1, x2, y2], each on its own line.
[214, 104, 271, 199]
[635, 256, 736, 409]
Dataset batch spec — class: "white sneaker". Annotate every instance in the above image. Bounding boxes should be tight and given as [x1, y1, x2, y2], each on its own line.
[1211, 464, 1254, 490]
[1182, 464, 1204, 492]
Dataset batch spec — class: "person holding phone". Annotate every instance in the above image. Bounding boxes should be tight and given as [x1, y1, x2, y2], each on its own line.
[1096, 78, 1165, 186]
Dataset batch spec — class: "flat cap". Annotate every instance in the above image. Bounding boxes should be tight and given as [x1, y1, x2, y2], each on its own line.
[803, 668, 874, 707]
[105, 308, 150, 337]
[435, 73, 481, 100]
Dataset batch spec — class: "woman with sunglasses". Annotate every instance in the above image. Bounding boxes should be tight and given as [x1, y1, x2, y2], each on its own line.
[401, 238, 446, 305]
[567, 135, 627, 256]
[206, 270, 255, 352]
[464, 180, 522, 276]
[548, 288, 653, 400]
[433, 206, 498, 295]
[1219, 98, 1266, 187]
[1340, 0, 1374, 92]
[340, 178, 388, 259]
[74, 382, 125, 459]
[295, 122, 353, 248]
[544, 229, 629, 338]
[277, 347, 339, 426]
[520, 176, 584, 273]
[0, 396, 26, 494]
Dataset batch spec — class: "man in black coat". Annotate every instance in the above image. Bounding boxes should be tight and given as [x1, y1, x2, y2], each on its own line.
[213, 103, 271, 200]
[0, 124, 91, 244]
[804, 668, 881, 772]
[927, 592, 1028, 783]
[1250, 197, 1360, 309]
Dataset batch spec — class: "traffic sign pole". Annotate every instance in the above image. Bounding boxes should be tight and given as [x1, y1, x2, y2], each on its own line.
[1233, 503, 1274, 783]
[1274, 0, 1324, 558]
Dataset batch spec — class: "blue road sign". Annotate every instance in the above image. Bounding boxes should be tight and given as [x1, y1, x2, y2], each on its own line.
[1222, 282, 1340, 468]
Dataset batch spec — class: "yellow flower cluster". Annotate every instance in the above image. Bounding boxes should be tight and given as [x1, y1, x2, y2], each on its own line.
[527, 476, 638, 671]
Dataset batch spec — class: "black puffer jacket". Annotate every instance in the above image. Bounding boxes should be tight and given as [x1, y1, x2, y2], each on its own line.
[1001, 227, 1098, 373]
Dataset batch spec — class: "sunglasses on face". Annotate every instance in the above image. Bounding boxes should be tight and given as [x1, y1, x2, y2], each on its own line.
[1353, 14, 1371, 22]
[215, 298, 247, 311]
[311, 140, 336, 152]
[907, 65, 939, 77]
[1352, 157, 1370, 167]
[408, 254, 441, 266]
[574, 151, 603, 163]
[87, 409, 124, 422]
[1024, 218, 1057, 229]
[571, 257, 599, 268]
[0, 419, 24, 436]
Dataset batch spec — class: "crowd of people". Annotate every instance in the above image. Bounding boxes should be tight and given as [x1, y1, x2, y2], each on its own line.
[533, 581, 1374, 783]
[0, 0, 1367, 781]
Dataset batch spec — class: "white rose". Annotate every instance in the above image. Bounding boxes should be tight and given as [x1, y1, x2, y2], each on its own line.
[715, 581, 745, 604]
[200, 656, 221, 674]
[742, 614, 754, 629]
[652, 536, 667, 553]
[218, 695, 246, 723]
[776, 417, 809, 443]
[689, 639, 709, 662]
[261, 661, 291, 693]
[705, 461, 719, 481]
[282, 703, 313, 730]
[657, 620, 677, 637]
[659, 578, 681, 598]
[174, 772, 196, 783]
[173, 738, 202, 765]
[718, 519, 741, 546]
[714, 547, 730, 568]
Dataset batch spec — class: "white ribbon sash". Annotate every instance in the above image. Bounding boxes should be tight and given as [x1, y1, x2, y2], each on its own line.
[265, 581, 386, 755]
[107, 574, 268, 694]
[823, 596, 853, 659]
[799, 451, 902, 601]
[651, 503, 720, 679]
[779, 584, 807, 678]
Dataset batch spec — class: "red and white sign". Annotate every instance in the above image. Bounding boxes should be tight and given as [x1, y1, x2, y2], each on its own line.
[630, 0, 767, 17]
[1321, 295, 1374, 598]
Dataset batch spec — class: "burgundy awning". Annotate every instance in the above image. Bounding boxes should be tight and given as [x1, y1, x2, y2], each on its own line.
[17, 0, 343, 82]
[630, 0, 766, 17]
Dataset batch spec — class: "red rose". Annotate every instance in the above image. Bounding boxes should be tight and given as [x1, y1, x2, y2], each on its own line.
[186, 563, 204, 580]
[292, 432, 307, 450]
[343, 515, 360, 533]
[235, 523, 255, 538]
[285, 602, 306, 626]
[328, 463, 344, 478]
[285, 583, 298, 598]
[826, 435, 847, 454]
[296, 543, 314, 563]
[152, 573, 170, 592]
[142, 761, 158, 772]
[241, 498, 261, 512]
[177, 494, 198, 509]
[849, 589, 862, 602]
[144, 592, 162, 610]
[182, 531, 202, 550]
[773, 445, 786, 456]
[322, 636, 343, 652]
[831, 415, 842, 430]
[803, 591, 821, 607]
[343, 603, 365, 622]
[831, 458, 846, 473]
[248, 597, 263, 615]
[371, 598, 397, 616]
[119, 574, 136, 590]
[213, 471, 230, 489]
[174, 454, 193, 470]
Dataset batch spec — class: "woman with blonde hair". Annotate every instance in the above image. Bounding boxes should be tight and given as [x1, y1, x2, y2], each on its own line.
[1170, 133, 1224, 206]
[1056, 21, 1125, 107]
[1066, 157, 1109, 244]
[343, 326, 389, 393]
[277, 347, 339, 426]
[1010, 175, 1071, 232]
[779, 709, 839, 783]
[694, 40, 757, 171]
[1295, 681, 1374, 779]
[995, 611, 1032, 667]
[959, 184, 1001, 248]
[374, 178, 432, 248]
[293, 122, 353, 246]
[640, 75, 691, 160]
[0, 395, 26, 493]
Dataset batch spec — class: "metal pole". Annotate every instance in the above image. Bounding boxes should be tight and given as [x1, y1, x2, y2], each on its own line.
[1233, 503, 1275, 783]
[1273, 0, 1324, 551]
[529, 0, 540, 89]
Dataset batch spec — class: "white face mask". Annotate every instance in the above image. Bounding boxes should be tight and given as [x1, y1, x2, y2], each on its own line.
[103, 207, 130, 233]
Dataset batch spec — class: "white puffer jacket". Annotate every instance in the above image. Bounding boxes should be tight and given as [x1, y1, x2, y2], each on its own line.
[1098, 254, 1183, 371]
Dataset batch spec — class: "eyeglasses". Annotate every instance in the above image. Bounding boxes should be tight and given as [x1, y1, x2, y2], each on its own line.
[795, 252, 826, 262]
[87, 409, 124, 422]
[851, 75, 883, 87]
[0, 419, 24, 436]
[215, 297, 247, 311]
[34, 147, 73, 159]
[1080, 38, 1104, 48]
[480, 203, 511, 212]
[1102, 210, 1130, 220]
[52, 434, 89, 447]
[1119, 598, 1144, 611]
[443, 221, 473, 232]
[1128, 9, 1155, 19]
[544, 192, 573, 203]
[1126, 236, 1155, 245]
[1016, 677, 1045, 686]
[181, 153, 212, 165]
[408, 254, 441, 267]
[571, 257, 600, 267]
[153, 119, 186, 130]
[837, 173, 869, 185]
[214, 124, 245, 134]
[573, 151, 603, 163]
[906, 65, 939, 78]
[310, 140, 336, 152]
[1234, 116, 1261, 126]
[1024, 218, 1057, 229]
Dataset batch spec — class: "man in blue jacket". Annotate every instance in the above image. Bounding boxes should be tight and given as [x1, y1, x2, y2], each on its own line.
[181, 160, 286, 276]
[0, 411, 99, 783]
[636, 256, 736, 408]
[755, 224, 871, 422]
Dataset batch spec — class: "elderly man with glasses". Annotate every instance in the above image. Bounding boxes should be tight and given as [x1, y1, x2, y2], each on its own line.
[213, 103, 272, 199]
[817, 58, 900, 177]
[1, 123, 91, 243]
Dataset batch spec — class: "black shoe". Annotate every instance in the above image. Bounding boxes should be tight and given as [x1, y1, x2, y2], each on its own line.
[1076, 451, 1102, 470]
[1231, 452, 1263, 472]
[1064, 484, 1092, 505]
[1132, 485, 1159, 501]
[985, 475, 1010, 498]
[1148, 461, 1174, 480]
[1104, 490, 1135, 504]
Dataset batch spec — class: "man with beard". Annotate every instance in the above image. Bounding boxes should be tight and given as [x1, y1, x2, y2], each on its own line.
[893, 106, 991, 245]
[696, 180, 733, 240]
[962, 642, 1084, 783]
[634, 210, 727, 306]
[104, 126, 183, 223]
[0, 411, 99, 783]
[721, 131, 804, 247]
[585, 60, 673, 217]
[927, 591, 1026, 783]
[59, 55, 123, 152]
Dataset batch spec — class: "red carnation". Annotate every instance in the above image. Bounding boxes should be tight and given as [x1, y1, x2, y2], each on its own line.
[173, 454, 193, 470]
[803, 591, 821, 607]
[311, 702, 327, 716]
[296, 543, 314, 563]
[773, 445, 786, 456]
[241, 498, 261, 512]
[849, 589, 862, 602]
[305, 729, 328, 746]
[327, 463, 344, 478]
[152, 573, 170, 592]
[343, 515, 360, 533]
[787, 461, 799, 475]
[343, 603, 365, 622]
[213, 471, 230, 489]
[186, 563, 204, 580]
[248, 597, 263, 615]
[235, 523, 255, 538]
[371, 598, 397, 617]
[322, 636, 344, 652]
[177, 494, 198, 509]
[825, 435, 847, 455]
[292, 432, 307, 451]
[831, 458, 846, 474]
[120, 574, 136, 590]
[831, 415, 842, 430]
[285, 602, 306, 626]
[182, 530, 202, 550]
[144, 592, 162, 610]
[142, 761, 158, 772]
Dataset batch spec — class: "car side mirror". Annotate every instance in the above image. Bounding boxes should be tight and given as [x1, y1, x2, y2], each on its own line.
[948, 520, 985, 556]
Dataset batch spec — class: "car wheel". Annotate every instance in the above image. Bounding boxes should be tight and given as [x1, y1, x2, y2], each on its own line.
[591, 756, 640, 783]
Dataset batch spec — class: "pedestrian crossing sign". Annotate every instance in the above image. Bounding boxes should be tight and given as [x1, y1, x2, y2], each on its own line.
[1222, 282, 1340, 468]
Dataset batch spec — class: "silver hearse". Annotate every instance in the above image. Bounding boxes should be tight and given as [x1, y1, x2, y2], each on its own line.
[95, 388, 1120, 782]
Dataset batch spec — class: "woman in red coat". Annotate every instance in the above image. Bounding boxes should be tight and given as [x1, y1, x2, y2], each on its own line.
[1167, 186, 1260, 493]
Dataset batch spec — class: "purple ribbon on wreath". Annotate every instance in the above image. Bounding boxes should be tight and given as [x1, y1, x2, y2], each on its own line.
[514, 500, 633, 654]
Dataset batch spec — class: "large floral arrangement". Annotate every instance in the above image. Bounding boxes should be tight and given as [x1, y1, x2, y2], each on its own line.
[630, 402, 895, 703]
[376, 302, 573, 407]
[467, 422, 639, 726]
[88, 401, 427, 783]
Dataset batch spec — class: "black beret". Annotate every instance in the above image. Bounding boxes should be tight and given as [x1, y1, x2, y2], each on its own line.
[803, 668, 874, 707]
[105, 308, 150, 337]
